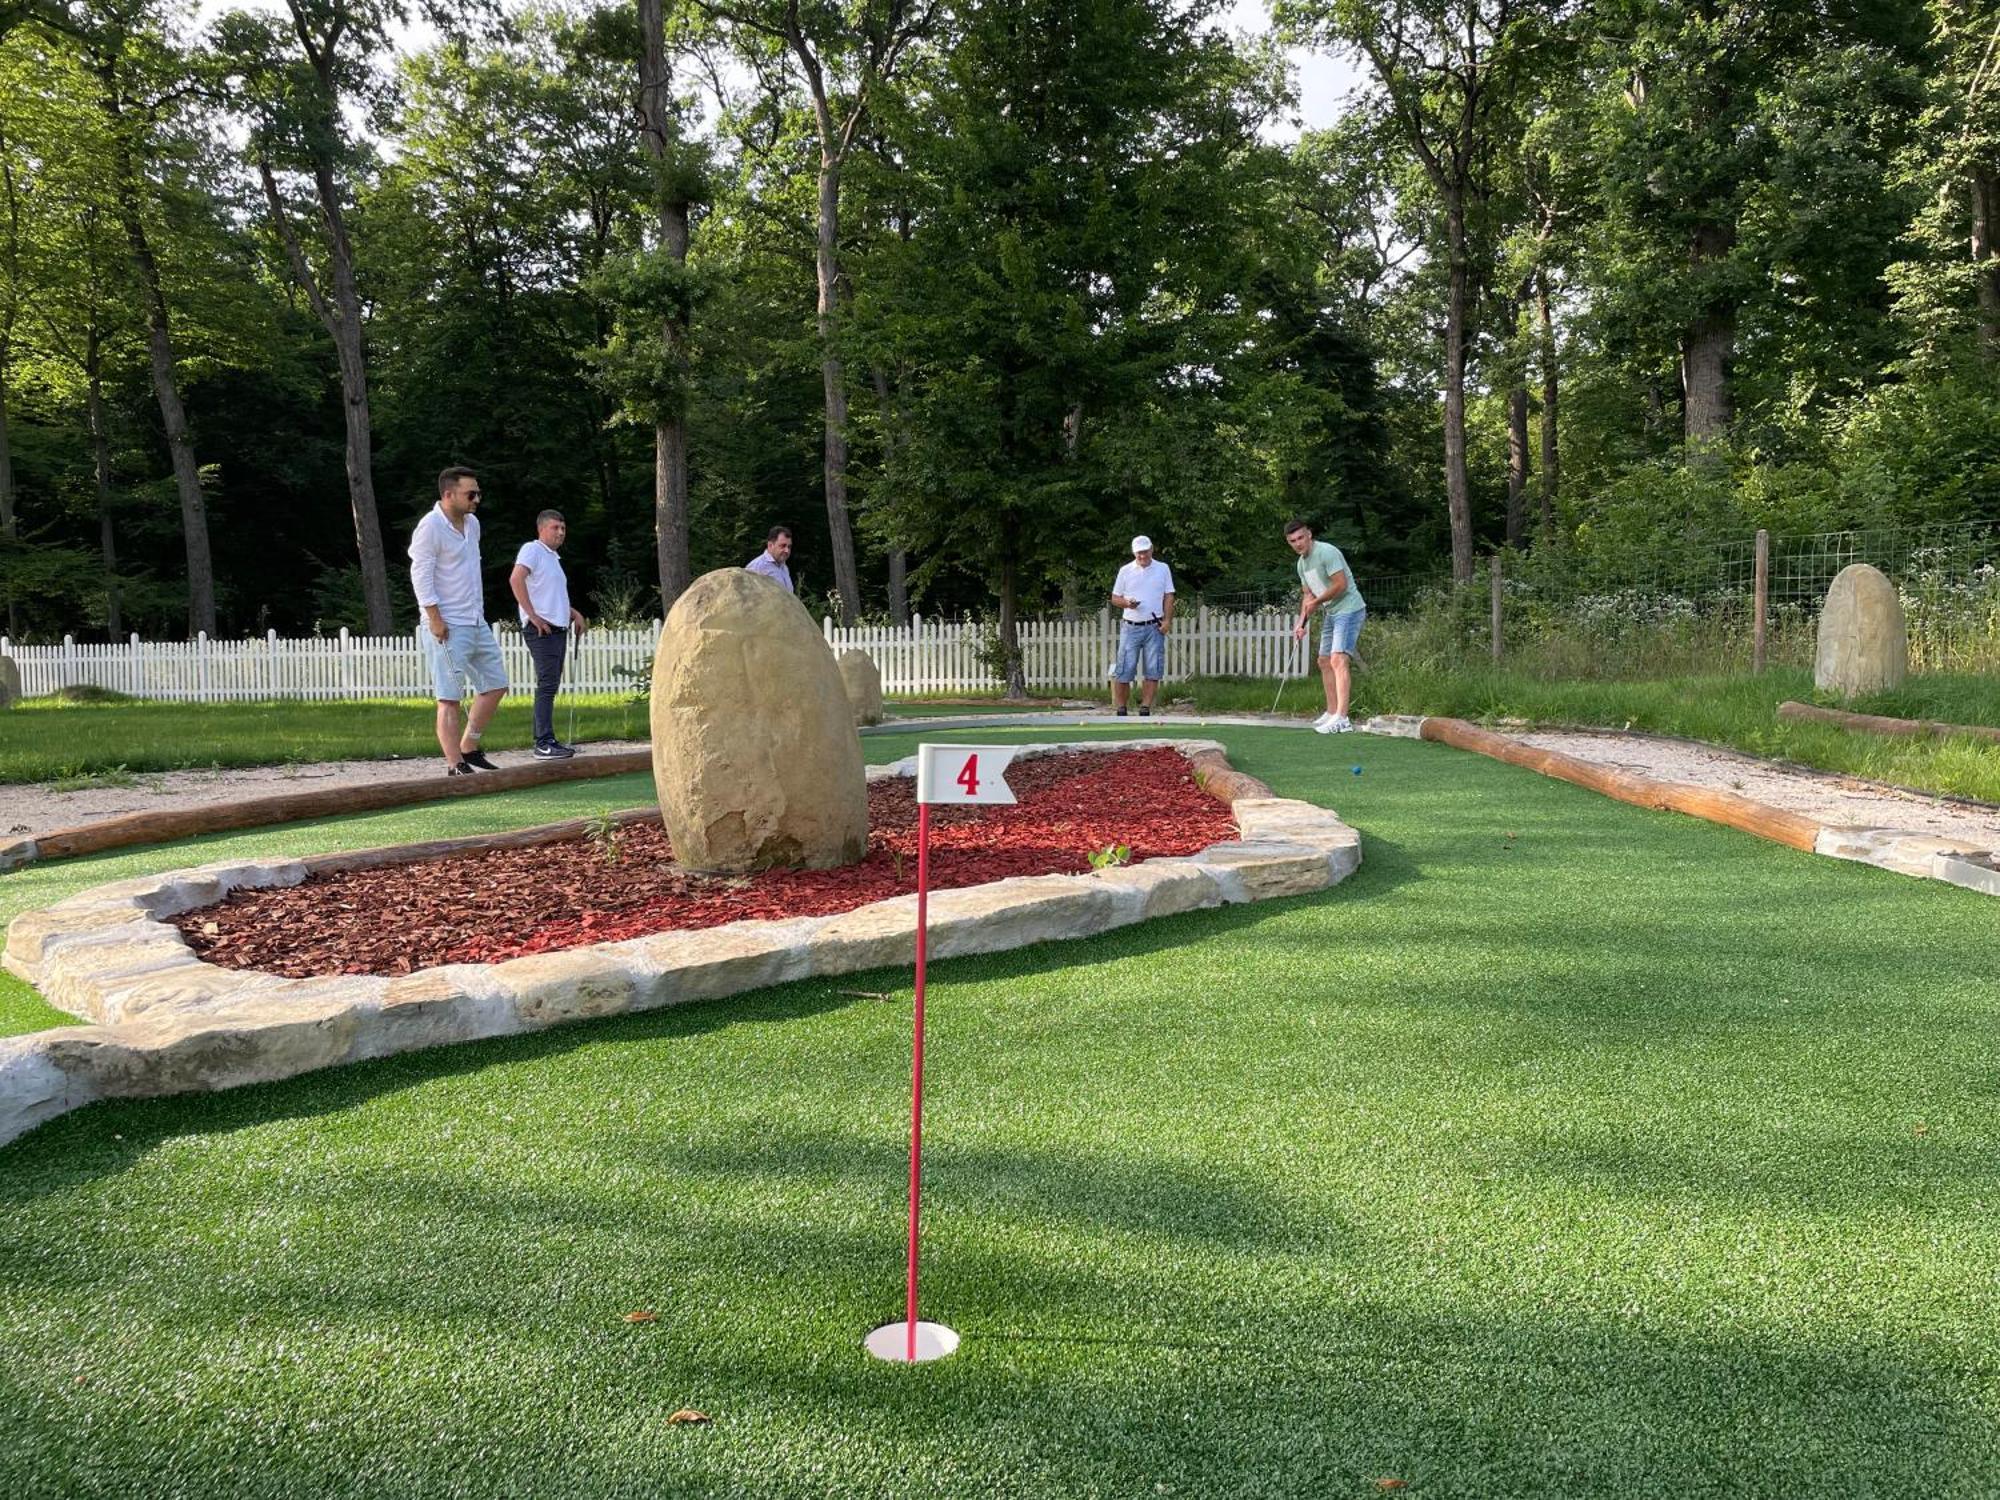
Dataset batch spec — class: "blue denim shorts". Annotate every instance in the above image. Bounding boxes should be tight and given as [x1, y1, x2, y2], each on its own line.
[1112, 619, 1166, 683]
[1319, 607, 1365, 658]
[426, 622, 510, 701]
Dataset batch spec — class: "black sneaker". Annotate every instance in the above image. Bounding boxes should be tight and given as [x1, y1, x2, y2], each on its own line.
[533, 742, 576, 760]
[1115, 707, 1129, 717]
[1139, 707, 1152, 716]
[459, 749, 499, 771]
[445, 761, 478, 777]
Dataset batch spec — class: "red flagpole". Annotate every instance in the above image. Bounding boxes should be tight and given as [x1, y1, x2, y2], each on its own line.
[905, 802, 931, 1362]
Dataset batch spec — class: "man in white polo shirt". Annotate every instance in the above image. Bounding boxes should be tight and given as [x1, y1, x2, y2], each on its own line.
[1109, 534, 1174, 717]
[409, 466, 509, 776]
[510, 509, 589, 760]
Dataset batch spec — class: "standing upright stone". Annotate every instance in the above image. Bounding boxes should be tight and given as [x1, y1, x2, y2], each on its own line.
[837, 648, 884, 726]
[1815, 563, 1908, 699]
[0, 656, 18, 709]
[650, 569, 868, 871]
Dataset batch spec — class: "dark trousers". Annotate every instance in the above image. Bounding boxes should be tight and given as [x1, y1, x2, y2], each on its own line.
[522, 625, 568, 745]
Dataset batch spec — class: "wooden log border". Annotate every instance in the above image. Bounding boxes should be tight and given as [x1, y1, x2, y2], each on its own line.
[1419, 716, 1824, 852]
[2, 751, 655, 871]
[1777, 699, 2000, 746]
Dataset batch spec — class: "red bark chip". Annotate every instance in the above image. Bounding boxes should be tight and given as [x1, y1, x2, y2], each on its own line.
[175, 749, 1237, 977]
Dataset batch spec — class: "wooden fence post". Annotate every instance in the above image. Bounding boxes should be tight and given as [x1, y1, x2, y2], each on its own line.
[1489, 555, 1503, 663]
[1752, 528, 1770, 674]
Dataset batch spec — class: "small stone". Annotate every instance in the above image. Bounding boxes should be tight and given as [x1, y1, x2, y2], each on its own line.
[837, 649, 885, 726]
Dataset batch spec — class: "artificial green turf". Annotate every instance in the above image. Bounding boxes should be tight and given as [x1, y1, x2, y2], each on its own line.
[2, 726, 1997, 1496]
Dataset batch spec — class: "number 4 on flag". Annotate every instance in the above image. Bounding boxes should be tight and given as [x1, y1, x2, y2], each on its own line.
[916, 745, 1018, 806]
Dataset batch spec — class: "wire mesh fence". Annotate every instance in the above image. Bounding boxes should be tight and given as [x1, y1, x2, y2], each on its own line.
[1462, 519, 2000, 678]
[1192, 519, 2000, 681]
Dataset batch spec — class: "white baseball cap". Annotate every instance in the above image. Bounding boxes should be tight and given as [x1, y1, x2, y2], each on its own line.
[1131, 535, 1153, 554]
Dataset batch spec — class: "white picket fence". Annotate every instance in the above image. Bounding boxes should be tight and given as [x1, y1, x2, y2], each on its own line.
[0, 609, 1303, 702]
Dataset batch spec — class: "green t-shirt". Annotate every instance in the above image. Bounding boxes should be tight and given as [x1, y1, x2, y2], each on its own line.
[1297, 540, 1364, 617]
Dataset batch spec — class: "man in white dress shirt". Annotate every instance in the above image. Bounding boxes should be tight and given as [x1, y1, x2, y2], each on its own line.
[1109, 534, 1174, 717]
[409, 466, 509, 776]
[510, 509, 588, 760]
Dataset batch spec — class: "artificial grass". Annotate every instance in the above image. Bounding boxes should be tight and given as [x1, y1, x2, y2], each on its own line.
[1, 726, 1997, 1496]
[1192, 665, 2000, 804]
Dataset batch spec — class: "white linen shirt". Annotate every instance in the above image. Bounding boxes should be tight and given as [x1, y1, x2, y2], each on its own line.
[513, 538, 571, 626]
[409, 505, 486, 626]
[1113, 559, 1175, 623]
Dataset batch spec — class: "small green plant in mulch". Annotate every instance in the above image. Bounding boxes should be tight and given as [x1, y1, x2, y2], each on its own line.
[583, 809, 625, 866]
[1086, 842, 1131, 870]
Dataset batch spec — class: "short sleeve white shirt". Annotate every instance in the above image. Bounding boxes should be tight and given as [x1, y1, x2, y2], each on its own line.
[409, 505, 486, 626]
[513, 539, 571, 626]
[1113, 559, 1175, 622]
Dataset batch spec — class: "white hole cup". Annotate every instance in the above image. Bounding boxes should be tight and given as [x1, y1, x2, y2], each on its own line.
[864, 1321, 960, 1364]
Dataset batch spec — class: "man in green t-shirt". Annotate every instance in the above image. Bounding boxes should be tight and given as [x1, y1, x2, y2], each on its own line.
[1285, 518, 1366, 734]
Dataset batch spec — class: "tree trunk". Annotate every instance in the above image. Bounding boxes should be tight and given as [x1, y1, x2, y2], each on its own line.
[1537, 270, 1558, 534]
[0, 348, 16, 639]
[104, 84, 214, 636]
[1443, 193, 1473, 583]
[887, 550, 908, 626]
[317, 171, 394, 636]
[816, 158, 860, 624]
[869, 365, 909, 626]
[1505, 384, 1529, 548]
[326, 295, 392, 634]
[86, 325, 122, 637]
[638, 0, 691, 616]
[996, 552, 1027, 699]
[1682, 220, 1735, 447]
[1973, 169, 2000, 357]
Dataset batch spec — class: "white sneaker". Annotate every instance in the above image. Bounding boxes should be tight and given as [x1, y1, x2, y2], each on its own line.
[1331, 715, 1354, 733]
[1311, 712, 1335, 731]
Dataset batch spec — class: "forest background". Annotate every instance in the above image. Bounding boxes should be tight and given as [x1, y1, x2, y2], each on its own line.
[1, 0, 1996, 689]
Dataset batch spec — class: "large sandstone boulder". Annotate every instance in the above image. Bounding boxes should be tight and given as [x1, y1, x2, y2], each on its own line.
[0, 656, 19, 709]
[650, 569, 867, 871]
[837, 648, 884, 726]
[1815, 563, 1907, 699]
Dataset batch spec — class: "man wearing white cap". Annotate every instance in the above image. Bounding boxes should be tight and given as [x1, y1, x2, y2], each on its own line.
[1109, 535, 1174, 717]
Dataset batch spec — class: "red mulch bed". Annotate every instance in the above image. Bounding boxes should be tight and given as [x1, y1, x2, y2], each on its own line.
[176, 748, 1237, 978]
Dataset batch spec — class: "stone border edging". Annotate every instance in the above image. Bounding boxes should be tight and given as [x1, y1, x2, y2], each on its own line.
[0, 742, 1356, 1148]
[1367, 713, 2000, 896]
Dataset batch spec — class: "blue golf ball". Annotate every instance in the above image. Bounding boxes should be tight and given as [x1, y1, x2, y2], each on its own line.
[1351, 765, 1363, 775]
